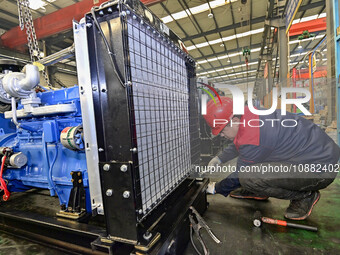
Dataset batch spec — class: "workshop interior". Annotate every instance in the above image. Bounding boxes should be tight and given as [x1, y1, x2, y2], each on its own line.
[0, 0, 339, 254]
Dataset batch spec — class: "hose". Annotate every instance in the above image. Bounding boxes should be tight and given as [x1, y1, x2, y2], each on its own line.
[11, 97, 19, 128]
[0, 155, 10, 201]
[90, 6, 126, 88]
[42, 133, 54, 196]
[43, 134, 62, 200]
[48, 143, 61, 200]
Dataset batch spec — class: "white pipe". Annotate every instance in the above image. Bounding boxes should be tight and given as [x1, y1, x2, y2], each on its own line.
[11, 97, 19, 128]
[18, 64, 40, 91]
[3, 64, 40, 98]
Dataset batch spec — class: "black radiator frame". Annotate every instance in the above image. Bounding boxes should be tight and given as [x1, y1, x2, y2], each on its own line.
[86, 0, 201, 244]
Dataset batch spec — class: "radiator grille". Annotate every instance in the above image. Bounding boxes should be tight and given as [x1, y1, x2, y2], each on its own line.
[126, 14, 193, 215]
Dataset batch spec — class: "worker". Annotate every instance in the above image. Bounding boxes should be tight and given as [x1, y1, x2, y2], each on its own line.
[205, 97, 340, 220]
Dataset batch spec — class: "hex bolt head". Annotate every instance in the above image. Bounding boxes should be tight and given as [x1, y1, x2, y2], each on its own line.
[123, 191, 130, 198]
[143, 231, 152, 241]
[120, 164, 128, 172]
[103, 164, 111, 171]
[106, 189, 113, 197]
[130, 147, 137, 153]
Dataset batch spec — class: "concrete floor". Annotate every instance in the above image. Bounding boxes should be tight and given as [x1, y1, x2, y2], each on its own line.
[184, 178, 340, 255]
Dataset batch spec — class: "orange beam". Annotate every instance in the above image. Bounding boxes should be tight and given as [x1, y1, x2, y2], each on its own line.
[289, 18, 326, 37]
[0, 0, 163, 49]
[295, 66, 327, 79]
[296, 70, 327, 79]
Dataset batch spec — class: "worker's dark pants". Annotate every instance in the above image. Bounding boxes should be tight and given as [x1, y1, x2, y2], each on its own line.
[238, 162, 338, 200]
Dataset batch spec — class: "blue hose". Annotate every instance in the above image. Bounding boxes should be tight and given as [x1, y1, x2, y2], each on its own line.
[48, 143, 61, 200]
[42, 134, 61, 199]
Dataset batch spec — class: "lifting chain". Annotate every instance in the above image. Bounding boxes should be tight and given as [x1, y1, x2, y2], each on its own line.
[17, 0, 51, 87]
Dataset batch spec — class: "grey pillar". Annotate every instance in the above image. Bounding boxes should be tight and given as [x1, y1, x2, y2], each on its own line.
[279, 27, 289, 86]
[268, 60, 273, 92]
[326, 0, 336, 124]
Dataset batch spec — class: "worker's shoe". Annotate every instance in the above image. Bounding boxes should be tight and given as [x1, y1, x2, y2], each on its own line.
[284, 191, 320, 220]
[206, 182, 216, 195]
[230, 188, 269, 200]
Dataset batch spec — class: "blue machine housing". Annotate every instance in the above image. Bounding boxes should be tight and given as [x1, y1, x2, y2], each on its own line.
[0, 86, 91, 212]
[0, 113, 16, 135]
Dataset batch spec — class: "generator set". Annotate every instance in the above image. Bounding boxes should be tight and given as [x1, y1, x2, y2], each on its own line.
[0, 0, 208, 254]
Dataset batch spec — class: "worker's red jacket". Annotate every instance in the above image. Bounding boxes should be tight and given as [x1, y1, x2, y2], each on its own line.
[216, 107, 340, 195]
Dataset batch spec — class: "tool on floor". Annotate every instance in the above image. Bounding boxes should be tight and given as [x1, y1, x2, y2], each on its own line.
[253, 211, 318, 232]
[189, 206, 222, 255]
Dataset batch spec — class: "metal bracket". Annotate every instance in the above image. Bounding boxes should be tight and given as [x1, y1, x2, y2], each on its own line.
[337, 26, 340, 36]
[134, 231, 161, 253]
[91, 237, 115, 255]
[265, 18, 285, 28]
[56, 171, 87, 220]
[73, 19, 104, 215]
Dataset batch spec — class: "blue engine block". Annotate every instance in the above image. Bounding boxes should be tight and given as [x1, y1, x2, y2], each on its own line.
[0, 86, 91, 212]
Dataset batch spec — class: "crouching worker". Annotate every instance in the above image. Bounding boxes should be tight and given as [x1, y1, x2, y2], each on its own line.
[205, 97, 340, 220]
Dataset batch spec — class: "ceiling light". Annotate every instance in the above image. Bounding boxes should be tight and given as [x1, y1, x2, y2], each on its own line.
[29, 0, 45, 10]
[161, 0, 234, 24]
[196, 47, 261, 65]
[220, 44, 224, 47]
[292, 13, 326, 25]
[227, 58, 231, 63]
[28, 0, 56, 10]
[172, 10, 188, 20]
[298, 42, 303, 49]
[186, 28, 264, 51]
[300, 14, 318, 23]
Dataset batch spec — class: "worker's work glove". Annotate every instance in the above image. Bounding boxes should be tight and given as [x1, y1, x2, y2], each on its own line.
[206, 182, 216, 195]
[208, 156, 222, 167]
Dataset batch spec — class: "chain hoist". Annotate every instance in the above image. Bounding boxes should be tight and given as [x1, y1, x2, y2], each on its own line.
[17, 0, 51, 87]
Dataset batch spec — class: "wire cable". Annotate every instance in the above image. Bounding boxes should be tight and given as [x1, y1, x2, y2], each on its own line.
[0, 155, 10, 201]
[90, 6, 126, 88]
[48, 143, 62, 200]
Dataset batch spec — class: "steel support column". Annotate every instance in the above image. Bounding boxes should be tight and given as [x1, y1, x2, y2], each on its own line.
[327, 0, 336, 124]
[279, 27, 289, 85]
[333, 0, 340, 145]
[268, 60, 273, 92]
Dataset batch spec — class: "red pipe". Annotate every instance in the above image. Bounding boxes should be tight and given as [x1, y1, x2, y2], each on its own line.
[292, 68, 297, 113]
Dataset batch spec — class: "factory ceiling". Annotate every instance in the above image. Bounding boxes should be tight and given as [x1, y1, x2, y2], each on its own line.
[0, 0, 326, 85]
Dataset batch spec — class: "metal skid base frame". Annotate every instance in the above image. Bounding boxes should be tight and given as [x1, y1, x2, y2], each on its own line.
[0, 178, 208, 255]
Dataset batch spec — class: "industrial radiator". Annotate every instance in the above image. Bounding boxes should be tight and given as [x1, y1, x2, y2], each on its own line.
[82, 0, 200, 244]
